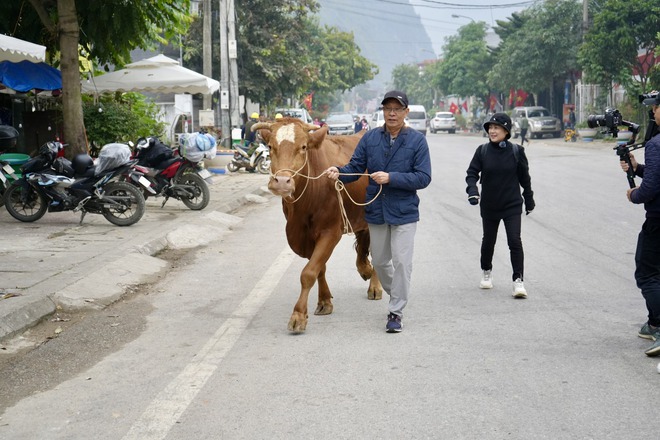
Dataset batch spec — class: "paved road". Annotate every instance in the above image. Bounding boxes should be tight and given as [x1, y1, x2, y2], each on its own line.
[0, 169, 270, 341]
[1, 132, 658, 439]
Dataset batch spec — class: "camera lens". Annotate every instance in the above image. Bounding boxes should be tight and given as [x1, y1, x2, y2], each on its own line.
[587, 114, 607, 129]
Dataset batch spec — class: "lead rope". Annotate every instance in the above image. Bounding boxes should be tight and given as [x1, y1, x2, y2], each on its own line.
[271, 151, 383, 234]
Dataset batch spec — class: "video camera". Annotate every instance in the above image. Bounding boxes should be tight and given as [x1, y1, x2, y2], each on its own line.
[587, 92, 659, 188]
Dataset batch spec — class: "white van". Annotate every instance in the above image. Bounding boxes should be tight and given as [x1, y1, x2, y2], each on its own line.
[406, 105, 428, 136]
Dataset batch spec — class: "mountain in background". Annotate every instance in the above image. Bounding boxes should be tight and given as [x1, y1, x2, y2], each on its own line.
[317, 0, 435, 92]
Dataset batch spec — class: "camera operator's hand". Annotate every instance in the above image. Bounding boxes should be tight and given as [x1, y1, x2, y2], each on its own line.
[468, 195, 479, 206]
[627, 187, 637, 202]
[621, 153, 638, 172]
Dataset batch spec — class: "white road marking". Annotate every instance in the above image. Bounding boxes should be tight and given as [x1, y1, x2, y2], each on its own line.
[122, 246, 296, 440]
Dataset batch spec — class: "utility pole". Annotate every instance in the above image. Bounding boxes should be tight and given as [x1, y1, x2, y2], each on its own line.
[227, 0, 240, 129]
[202, 0, 212, 111]
[219, 0, 230, 138]
[218, 0, 240, 143]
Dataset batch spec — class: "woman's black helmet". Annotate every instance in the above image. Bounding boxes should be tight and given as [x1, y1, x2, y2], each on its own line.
[483, 113, 512, 138]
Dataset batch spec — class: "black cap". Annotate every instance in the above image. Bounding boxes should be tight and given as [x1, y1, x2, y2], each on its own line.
[641, 94, 660, 106]
[483, 112, 512, 138]
[381, 90, 409, 108]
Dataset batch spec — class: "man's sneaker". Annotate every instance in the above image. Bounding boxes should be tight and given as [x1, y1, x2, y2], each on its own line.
[512, 278, 527, 299]
[639, 322, 657, 340]
[479, 270, 493, 289]
[386, 313, 402, 333]
[645, 330, 660, 356]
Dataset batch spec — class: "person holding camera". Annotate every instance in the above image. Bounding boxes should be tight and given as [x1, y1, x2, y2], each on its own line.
[466, 113, 535, 298]
[621, 95, 660, 356]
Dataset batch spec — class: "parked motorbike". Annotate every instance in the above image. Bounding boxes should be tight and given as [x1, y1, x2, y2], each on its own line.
[133, 136, 211, 210]
[227, 140, 270, 174]
[4, 142, 147, 226]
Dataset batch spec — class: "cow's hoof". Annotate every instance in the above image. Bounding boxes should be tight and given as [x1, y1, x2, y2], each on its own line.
[288, 314, 308, 333]
[314, 302, 333, 315]
[367, 289, 383, 300]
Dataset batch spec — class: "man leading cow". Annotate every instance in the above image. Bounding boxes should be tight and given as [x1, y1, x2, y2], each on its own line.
[325, 90, 432, 333]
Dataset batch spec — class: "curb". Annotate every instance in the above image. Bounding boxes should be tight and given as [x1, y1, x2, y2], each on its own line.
[0, 178, 271, 343]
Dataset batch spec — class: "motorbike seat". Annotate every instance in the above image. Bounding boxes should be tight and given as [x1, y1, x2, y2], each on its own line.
[153, 157, 180, 170]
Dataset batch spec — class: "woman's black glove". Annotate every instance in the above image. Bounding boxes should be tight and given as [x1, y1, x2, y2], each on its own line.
[468, 196, 479, 206]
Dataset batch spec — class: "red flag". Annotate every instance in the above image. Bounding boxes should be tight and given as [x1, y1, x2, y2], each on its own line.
[449, 102, 459, 114]
[462, 100, 468, 112]
[302, 92, 313, 111]
[515, 89, 528, 106]
[488, 94, 498, 111]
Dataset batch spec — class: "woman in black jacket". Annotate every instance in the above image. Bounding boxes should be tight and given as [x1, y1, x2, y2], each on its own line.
[465, 113, 535, 298]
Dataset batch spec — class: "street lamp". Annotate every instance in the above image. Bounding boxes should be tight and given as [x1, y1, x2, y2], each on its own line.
[451, 14, 475, 23]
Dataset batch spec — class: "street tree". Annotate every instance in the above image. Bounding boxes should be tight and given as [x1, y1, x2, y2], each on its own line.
[579, 0, 660, 97]
[391, 63, 435, 110]
[0, 0, 190, 156]
[433, 22, 491, 105]
[488, 0, 582, 110]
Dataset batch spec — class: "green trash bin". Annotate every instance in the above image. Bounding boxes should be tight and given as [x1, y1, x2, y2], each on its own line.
[0, 153, 30, 178]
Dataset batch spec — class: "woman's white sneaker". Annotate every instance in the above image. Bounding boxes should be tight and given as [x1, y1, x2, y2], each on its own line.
[512, 278, 527, 298]
[480, 270, 493, 289]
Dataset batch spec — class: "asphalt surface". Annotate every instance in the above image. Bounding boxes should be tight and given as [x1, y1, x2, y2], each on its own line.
[0, 169, 271, 342]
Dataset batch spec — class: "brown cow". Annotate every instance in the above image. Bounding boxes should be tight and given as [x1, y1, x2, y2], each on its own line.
[252, 117, 383, 332]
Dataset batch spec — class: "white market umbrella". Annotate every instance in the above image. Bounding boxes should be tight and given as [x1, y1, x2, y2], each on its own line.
[81, 54, 220, 95]
[0, 34, 46, 63]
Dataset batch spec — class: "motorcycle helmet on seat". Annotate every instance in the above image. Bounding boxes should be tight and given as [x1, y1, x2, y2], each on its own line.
[72, 154, 94, 176]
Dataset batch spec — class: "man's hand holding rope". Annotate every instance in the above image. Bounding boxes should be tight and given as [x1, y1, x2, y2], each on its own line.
[323, 167, 390, 184]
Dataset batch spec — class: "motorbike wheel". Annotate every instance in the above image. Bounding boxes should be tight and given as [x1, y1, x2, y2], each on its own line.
[4, 182, 47, 222]
[0, 181, 6, 208]
[227, 161, 240, 172]
[178, 173, 210, 210]
[255, 157, 271, 175]
[101, 182, 146, 226]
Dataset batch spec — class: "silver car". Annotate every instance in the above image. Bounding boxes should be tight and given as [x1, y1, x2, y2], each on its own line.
[326, 113, 355, 136]
[512, 106, 561, 139]
[430, 112, 456, 134]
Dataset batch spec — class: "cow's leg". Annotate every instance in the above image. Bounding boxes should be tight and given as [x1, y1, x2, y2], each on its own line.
[355, 230, 383, 300]
[314, 263, 333, 315]
[288, 233, 341, 332]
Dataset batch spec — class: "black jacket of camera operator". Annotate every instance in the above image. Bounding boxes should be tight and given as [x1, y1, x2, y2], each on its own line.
[630, 133, 660, 219]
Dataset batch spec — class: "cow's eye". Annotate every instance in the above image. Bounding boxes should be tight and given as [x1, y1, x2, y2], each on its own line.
[301, 145, 307, 151]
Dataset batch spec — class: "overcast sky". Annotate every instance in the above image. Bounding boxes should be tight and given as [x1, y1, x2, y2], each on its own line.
[412, 0, 538, 55]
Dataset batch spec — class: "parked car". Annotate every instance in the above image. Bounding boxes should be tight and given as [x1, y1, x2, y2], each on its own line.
[369, 110, 385, 130]
[406, 104, 428, 136]
[275, 107, 313, 124]
[369, 109, 412, 130]
[326, 113, 355, 135]
[430, 112, 456, 134]
[511, 106, 561, 139]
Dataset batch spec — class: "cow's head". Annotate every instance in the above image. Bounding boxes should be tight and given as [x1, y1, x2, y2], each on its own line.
[251, 118, 326, 199]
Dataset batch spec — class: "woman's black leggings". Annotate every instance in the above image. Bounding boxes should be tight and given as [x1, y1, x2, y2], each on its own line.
[480, 215, 524, 281]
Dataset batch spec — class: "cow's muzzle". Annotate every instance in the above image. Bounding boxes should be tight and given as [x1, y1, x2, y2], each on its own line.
[268, 174, 295, 198]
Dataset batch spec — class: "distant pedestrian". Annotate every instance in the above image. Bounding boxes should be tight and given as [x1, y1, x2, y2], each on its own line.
[519, 116, 529, 146]
[568, 108, 576, 129]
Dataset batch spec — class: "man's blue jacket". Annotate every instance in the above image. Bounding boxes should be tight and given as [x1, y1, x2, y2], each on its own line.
[631, 133, 660, 218]
[337, 126, 432, 225]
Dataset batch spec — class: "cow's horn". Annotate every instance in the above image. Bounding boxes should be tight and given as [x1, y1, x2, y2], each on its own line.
[251, 122, 272, 132]
[303, 123, 321, 132]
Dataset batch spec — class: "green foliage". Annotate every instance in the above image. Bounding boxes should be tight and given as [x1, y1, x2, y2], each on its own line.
[489, 0, 582, 98]
[435, 22, 491, 100]
[579, 0, 660, 93]
[83, 93, 165, 151]
[182, 4, 376, 110]
[391, 63, 436, 109]
[0, 1, 191, 67]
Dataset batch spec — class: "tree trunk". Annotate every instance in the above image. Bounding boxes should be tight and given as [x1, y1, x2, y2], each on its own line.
[58, 0, 87, 157]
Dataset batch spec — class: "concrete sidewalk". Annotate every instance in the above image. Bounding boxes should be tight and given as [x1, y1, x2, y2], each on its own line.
[0, 171, 272, 342]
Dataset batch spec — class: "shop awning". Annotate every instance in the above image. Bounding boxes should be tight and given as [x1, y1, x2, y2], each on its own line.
[0, 60, 62, 93]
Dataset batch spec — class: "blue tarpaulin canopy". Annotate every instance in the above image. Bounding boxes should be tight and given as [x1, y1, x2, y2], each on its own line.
[0, 60, 61, 93]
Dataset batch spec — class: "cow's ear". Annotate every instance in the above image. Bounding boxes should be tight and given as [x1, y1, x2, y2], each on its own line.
[308, 125, 328, 148]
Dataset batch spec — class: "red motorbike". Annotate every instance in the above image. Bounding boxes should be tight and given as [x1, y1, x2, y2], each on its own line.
[133, 137, 211, 210]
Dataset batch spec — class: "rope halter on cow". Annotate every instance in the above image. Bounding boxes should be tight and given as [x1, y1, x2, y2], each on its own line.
[251, 120, 382, 234]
